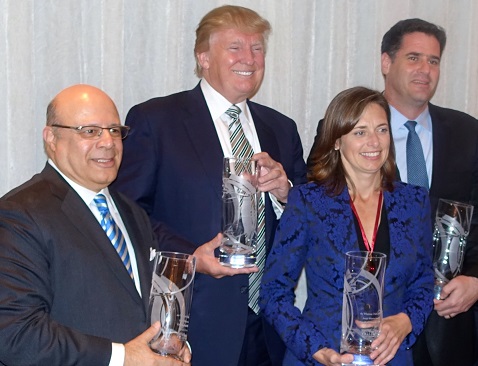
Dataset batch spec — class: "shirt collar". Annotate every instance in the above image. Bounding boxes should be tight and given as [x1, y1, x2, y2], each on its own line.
[390, 104, 432, 136]
[48, 159, 110, 205]
[200, 79, 248, 122]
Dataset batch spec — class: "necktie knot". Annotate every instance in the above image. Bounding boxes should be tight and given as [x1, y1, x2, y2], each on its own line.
[404, 120, 417, 132]
[94, 194, 109, 216]
[225, 105, 241, 128]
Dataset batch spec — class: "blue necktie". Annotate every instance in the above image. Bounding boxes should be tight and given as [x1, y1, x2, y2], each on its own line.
[94, 194, 134, 280]
[225, 105, 266, 314]
[404, 120, 429, 189]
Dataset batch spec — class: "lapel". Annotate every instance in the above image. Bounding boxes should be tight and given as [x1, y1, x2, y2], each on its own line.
[429, 103, 452, 196]
[181, 84, 224, 200]
[248, 101, 281, 162]
[42, 165, 144, 307]
[111, 190, 152, 311]
[331, 189, 360, 253]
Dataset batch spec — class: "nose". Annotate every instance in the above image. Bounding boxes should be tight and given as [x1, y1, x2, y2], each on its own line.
[97, 129, 115, 148]
[417, 59, 431, 74]
[367, 132, 380, 147]
[240, 48, 255, 65]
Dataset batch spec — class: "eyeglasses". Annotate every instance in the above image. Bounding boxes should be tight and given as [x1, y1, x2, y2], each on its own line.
[51, 124, 130, 140]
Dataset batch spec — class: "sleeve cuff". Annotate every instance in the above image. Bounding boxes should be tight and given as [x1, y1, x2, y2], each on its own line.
[109, 342, 126, 366]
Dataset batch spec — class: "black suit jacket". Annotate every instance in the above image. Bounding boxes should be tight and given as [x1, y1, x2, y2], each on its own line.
[415, 103, 478, 366]
[112, 83, 307, 366]
[308, 102, 478, 365]
[0, 164, 159, 365]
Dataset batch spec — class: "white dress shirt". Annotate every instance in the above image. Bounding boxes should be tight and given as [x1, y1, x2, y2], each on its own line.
[390, 105, 433, 188]
[200, 79, 285, 217]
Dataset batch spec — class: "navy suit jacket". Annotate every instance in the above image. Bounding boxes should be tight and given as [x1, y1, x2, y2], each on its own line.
[0, 164, 157, 365]
[112, 83, 307, 366]
[261, 182, 434, 365]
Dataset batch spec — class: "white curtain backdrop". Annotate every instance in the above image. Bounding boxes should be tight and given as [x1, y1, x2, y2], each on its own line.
[1, 0, 477, 305]
[2, 0, 477, 196]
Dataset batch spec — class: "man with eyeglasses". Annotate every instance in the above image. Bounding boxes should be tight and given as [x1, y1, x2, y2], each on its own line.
[0, 84, 194, 366]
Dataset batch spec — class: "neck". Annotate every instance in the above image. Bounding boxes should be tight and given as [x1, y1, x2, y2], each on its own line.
[347, 175, 382, 201]
[384, 91, 428, 120]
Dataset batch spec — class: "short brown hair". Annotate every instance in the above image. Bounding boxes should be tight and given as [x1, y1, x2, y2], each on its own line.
[308, 87, 396, 196]
[194, 5, 271, 77]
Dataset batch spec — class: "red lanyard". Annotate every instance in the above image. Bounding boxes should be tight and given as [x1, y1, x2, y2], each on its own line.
[350, 191, 383, 253]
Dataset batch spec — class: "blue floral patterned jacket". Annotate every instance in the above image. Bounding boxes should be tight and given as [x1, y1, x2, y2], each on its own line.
[260, 181, 434, 365]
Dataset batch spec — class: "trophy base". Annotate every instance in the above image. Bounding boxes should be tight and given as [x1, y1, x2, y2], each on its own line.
[219, 252, 256, 268]
[341, 354, 374, 365]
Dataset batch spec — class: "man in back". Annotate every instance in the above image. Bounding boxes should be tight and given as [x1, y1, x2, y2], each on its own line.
[380, 18, 478, 366]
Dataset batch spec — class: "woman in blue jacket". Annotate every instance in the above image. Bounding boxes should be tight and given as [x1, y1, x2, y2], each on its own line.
[260, 87, 434, 365]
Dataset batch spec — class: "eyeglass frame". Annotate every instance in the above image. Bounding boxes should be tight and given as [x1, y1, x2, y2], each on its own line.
[51, 124, 130, 140]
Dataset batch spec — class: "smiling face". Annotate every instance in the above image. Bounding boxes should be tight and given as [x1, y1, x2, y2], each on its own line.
[43, 85, 122, 192]
[197, 28, 266, 104]
[336, 103, 390, 181]
[382, 32, 441, 118]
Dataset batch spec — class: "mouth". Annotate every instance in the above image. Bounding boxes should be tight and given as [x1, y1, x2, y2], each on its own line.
[93, 158, 116, 166]
[412, 79, 430, 86]
[361, 152, 380, 158]
[233, 70, 254, 76]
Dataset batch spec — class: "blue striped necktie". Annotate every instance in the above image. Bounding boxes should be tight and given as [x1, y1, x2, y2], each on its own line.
[404, 120, 429, 189]
[225, 105, 266, 314]
[94, 194, 134, 280]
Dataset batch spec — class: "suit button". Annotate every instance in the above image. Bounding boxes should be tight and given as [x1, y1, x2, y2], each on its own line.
[240, 286, 248, 294]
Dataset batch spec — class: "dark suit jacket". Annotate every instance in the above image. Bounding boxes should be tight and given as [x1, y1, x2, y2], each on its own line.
[112, 83, 307, 366]
[414, 103, 478, 366]
[261, 182, 434, 365]
[307, 102, 478, 366]
[0, 164, 162, 365]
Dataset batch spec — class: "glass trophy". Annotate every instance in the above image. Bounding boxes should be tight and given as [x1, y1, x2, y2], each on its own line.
[433, 199, 474, 299]
[341, 251, 387, 365]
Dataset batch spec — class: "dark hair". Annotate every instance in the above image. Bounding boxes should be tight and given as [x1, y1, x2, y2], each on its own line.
[194, 5, 271, 77]
[308, 87, 396, 196]
[381, 18, 446, 59]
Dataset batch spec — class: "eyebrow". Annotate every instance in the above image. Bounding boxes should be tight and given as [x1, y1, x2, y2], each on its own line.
[406, 51, 441, 61]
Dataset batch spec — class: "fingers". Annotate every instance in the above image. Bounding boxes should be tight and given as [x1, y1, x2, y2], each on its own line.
[193, 235, 259, 278]
[204, 233, 223, 250]
[143, 321, 161, 342]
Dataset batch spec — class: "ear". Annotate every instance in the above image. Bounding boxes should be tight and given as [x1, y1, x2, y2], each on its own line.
[381, 52, 392, 77]
[197, 51, 210, 70]
[334, 139, 340, 151]
[43, 126, 57, 152]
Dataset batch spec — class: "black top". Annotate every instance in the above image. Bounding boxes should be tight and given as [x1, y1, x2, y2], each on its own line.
[353, 204, 391, 260]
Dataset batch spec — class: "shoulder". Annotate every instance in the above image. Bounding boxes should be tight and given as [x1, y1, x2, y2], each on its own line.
[386, 182, 430, 213]
[126, 84, 204, 121]
[429, 103, 478, 126]
[289, 182, 343, 208]
[247, 100, 297, 128]
[1, 170, 60, 209]
[130, 89, 196, 114]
